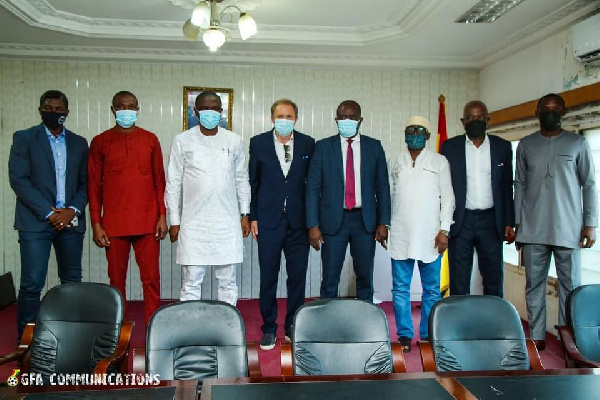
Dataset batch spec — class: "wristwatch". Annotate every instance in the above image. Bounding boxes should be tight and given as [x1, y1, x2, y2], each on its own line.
[439, 229, 449, 237]
[241, 213, 250, 217]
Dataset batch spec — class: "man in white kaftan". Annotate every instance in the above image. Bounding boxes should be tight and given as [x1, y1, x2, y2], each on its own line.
[165, 91, 251, 305]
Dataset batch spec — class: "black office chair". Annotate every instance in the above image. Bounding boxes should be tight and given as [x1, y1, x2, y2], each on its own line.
[556, 284, 600, 368]
[134, 300, 260, 387]
[280, 299, 406, 376]
[0, 282, 132, 383]
[419, 295, 543, 372]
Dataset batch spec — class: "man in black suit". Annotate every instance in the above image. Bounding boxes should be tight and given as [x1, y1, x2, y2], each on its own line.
[249, 99, 315, 350]
[441, 100, 515, 297]
[9, 90, 89, 340]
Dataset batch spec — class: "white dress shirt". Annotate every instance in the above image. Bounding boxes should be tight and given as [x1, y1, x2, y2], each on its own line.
[388, 148, 455, 263]
[465, 135, 494, 210]
[341, 134, 362, 208]
[273, 132, 293, 177]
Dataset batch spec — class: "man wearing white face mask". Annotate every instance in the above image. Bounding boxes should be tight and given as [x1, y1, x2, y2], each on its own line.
[88, 90, 167, 326]
[306, 100, 391, 302]
[249, 99, 315, 349]
[166, 91, 251, 305]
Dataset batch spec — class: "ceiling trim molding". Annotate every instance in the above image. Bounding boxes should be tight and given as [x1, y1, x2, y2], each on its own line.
[0, 42, 480, 69]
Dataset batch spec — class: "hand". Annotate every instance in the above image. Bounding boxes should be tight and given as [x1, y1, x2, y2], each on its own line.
[241, 216, 251, 238]
[375, 225, 388, 249]
[434, 231, 448, 254]
[580, 226, 596, 248]
[251, 220, 259, 240]
[309, 227, 324, 251]
[169, 225, 180, 243]
[92, 223, 111, 248]
[48, 207, 76, 231]
[505, 226, 516, 244]
[155, 215, 167, 240]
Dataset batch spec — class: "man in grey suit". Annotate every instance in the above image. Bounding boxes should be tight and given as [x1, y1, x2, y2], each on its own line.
[9, 90, 89, 340]
[515, 93, 597, 351]
[306, 100, 390, 302]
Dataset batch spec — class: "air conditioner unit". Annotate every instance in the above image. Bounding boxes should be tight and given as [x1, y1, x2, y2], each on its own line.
[571, 13, 600, 65]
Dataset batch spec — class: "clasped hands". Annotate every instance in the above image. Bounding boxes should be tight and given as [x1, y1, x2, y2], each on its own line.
[48, 207, 76, 231]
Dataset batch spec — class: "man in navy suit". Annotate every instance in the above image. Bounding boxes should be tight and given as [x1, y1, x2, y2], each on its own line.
[441, 100, 515, 297]
[306, 100, 390, 302]
[9, 90, 89, 340]
[249, 99, 315, 350]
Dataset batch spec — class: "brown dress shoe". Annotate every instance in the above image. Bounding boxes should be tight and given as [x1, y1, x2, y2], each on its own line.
[533, 339, 546, 351]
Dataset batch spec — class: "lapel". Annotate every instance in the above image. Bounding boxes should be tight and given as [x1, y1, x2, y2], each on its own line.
[37, 124, 56, 171]
[359, 136, 366, 191]
[333, 136, 344, 183]
[268, 130, 287, 180]
[65, 130, 75, 190]
[458, 135, 467, 200]
[288, 131, 302, 177]
[488, 135, 499, 190]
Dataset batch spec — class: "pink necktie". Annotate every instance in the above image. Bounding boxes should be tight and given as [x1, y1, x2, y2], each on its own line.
[345, 139, 356, 209]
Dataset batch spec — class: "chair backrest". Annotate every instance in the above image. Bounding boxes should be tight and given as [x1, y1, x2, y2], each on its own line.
[30, 282, 124, 382]
[292, 299, 393, 375]
[146, 300, 249, 383]
[568, 284, 600, 362]
[429, 295, 529, 372]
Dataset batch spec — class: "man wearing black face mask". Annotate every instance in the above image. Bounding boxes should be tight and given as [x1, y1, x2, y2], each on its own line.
[515, 93, 597, 351]
[9, 90, 89, 341]
[441, 100, 515, 298]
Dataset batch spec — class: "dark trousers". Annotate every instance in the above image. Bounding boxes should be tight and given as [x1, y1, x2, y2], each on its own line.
[258, 213, 310, 334]
[17, 229, 84, 339]
[448, 208, 503, 297]
[321, 209, 376, 302]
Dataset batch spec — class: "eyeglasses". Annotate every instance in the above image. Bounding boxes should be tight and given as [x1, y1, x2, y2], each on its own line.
[284, 144, 291, 163]
[405, 126, 428, 135]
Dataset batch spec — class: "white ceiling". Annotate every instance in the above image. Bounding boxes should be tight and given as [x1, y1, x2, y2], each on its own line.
[0, 0, 598, 68]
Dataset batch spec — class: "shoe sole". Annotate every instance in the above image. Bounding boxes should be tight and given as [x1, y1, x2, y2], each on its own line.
[260, 342, 276, 350]
[284, 335, 291, 342]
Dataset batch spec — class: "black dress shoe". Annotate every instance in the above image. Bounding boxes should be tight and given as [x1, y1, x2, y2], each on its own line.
[533, 339, 546, 351]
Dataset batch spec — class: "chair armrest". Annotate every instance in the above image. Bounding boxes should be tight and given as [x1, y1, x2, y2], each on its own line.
[93, 321, 134, 374]
[556, 325, 600, 368]
[418, 340, 436, 372]
[246, 341, 261, 377]
[390, 342, 407, 373]
[525, 339, 545, 370]
[0, 323, 35, 366]
[280, 342, 293, 376]
[132, 347, 146, 374]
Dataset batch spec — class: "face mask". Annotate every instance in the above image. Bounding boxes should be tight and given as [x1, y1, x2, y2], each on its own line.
[405, 134, 427, 150]
[274, 119, 295, 136]
[115, 110, 137, 128]
[198, 110, 221, 130]
[539, 110, 562, 131]
[41, 112, 67, 129]
[465, 120, 487, 139]
[338, 119, 359, 138]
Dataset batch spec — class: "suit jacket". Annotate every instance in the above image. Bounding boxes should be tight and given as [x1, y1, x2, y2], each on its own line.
[249, 130, 315, 230]
[306, 134, 391, 235]
[441, 134, 514, 239]
[9, 123, 89, 233]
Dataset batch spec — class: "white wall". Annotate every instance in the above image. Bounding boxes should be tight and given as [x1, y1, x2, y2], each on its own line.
[0, 59, 478, 300]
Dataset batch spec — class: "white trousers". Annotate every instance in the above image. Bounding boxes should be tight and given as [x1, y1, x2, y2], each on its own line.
[180, 264, 238, 305]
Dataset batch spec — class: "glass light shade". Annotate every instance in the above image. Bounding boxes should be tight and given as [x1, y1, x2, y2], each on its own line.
[203, 27, 226, 52]
[191, 1, 210, 29]
[182, 19, 200, 40]
[238, 13, 257, 40]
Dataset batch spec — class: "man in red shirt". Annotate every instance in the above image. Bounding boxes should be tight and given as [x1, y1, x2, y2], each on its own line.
[88, 91, 167, 325]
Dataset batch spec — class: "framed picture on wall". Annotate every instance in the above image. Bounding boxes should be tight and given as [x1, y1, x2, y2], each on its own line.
[183, 86, 234, 131]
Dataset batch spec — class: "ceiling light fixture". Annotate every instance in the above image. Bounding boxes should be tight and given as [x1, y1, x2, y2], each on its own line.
[182, 0, 257, 51]
[455, 0, 526, 23]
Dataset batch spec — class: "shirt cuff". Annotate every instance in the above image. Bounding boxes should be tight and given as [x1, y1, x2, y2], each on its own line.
[169, 212, 181, 226]
[239, 203, 250, 215]
[68, 206, 81, 215]
[45, 211, 54, 220]
[440, 220, 452, 232]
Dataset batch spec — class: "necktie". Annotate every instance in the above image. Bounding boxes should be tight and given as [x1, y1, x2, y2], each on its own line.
[345, 139, 356, 209]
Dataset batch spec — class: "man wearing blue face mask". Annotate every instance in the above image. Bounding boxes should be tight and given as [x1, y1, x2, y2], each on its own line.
[166, 91, 251, 305]
[306, 100, 391, 302]
[88, 90, 167, 327]
[248, 99, 315, 349]
[388, 116, 455, 352]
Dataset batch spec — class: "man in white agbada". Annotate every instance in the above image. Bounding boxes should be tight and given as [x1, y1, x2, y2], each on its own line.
[165, 91, 251, 305]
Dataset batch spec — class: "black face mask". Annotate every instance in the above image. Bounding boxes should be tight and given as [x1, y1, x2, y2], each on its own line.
[539, 110, 562, 131]
[41, 112, 67, 129]
[465, 119, 486, 139]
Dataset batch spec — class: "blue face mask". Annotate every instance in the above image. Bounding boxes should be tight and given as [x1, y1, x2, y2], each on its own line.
[274, 119, 295, 136]
[115, 110, 137, 128]
[198, 110, 221, 130]
[405, 134, 427, 150]
[337, 119, 359, 138]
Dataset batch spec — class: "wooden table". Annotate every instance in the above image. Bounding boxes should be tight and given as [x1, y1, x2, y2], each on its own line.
[201, 369, 600, 400]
